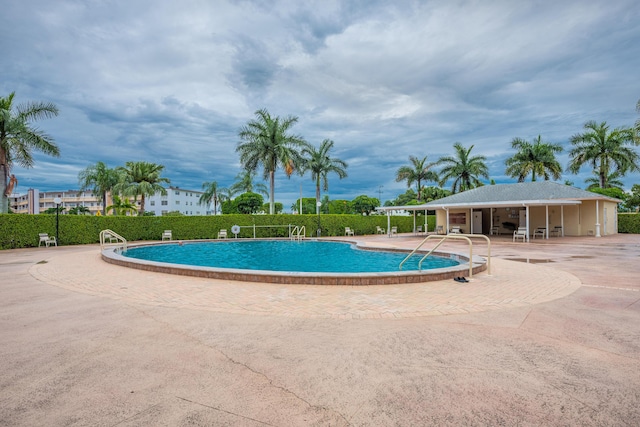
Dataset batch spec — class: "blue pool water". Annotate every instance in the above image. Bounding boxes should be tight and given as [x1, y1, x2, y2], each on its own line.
[122, 240, 459, 273]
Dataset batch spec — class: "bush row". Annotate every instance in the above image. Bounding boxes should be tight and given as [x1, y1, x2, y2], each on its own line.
[0, 214, 436, 249]
[618, 213, 640, 234]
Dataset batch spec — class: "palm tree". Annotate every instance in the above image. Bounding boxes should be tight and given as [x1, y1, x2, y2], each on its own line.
[504, 135, 563, 182]
[199, 181, 228, 215]
[437, 143, 489, 193]
[584, 170, 625, 190]
[0, 92, 59, 213]
[230, 170, 268, 196]
[301, 139, 348, 214]
[395, 155, 438, 202]
[68, 206, 91, 215]
[567, 121, 639, 189]
[114, 161, 170, 215]
[78, 161, 120, 215]
[106, 195, 138, 216]
[236, 108, 309, 214]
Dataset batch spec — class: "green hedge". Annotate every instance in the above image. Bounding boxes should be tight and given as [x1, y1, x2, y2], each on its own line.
[618, 213, 640, 234]
[0, 214, 436, 249]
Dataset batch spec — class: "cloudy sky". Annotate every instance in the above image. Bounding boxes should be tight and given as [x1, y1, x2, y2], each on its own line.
[3, 0, 639, 210]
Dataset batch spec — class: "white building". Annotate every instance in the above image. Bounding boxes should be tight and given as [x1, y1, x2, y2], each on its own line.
[145, 186, 212, 216]
[10, 189, 104, 215]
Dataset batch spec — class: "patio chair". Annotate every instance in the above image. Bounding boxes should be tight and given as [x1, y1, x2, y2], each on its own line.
[416, 225, 423, 234]
[533, 227, 546, 239]
[217, 229, 227, 239]
[513, 227, 527, 242]
[390, 226, 398, 236]
[345, 227, 355, 236]
[490, 225, 500, 235]
[38, 233, 57, 247]
[450, 226, 461, 234]
[550, 226, 563, 237]
[436, 225, 445, 235]
[376, 226, 385, 234]
[161, 230, 172, 241]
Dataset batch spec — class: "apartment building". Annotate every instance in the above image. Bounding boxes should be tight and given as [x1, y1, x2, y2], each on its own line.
[10, 189, 105, 215]
[145, 186, 212, 216]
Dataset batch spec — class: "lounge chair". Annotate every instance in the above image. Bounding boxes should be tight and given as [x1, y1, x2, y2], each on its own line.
[533, 227, 546, 239]
[38, 233, 57, 247]
[450, 226, 461, 234]
[162, 230, 172, 241]
[376, 226, 385, 234]
[513, 227, 527, 242]
[217, 229, 227, 239]
[345, 227, 355, 236]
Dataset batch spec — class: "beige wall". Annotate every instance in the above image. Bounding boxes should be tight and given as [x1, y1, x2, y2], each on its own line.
[434, 199, 618, 237]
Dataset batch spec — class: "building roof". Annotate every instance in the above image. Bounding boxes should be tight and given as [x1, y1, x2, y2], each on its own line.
[378, 181, 621, 211]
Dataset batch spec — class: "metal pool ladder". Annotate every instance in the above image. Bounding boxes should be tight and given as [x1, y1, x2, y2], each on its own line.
[290, 225, 306, 241]
[100, 229, 127, 250]
[399, 233, 491, 277]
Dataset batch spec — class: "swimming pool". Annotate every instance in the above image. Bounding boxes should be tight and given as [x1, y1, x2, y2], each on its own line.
[102, 239, 484, 285]
[122, 240, 459, 273]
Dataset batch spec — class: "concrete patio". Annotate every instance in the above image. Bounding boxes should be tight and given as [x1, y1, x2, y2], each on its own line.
[1, 234, 639, 426]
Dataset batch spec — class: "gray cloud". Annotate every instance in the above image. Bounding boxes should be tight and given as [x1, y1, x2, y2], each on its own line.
[2, 0, 639, 209]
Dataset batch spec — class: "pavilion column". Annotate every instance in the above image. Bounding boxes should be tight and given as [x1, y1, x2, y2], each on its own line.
[595, 200, 601, 237]
[545, 205, 549, 239]
[387, 211, 391, 237]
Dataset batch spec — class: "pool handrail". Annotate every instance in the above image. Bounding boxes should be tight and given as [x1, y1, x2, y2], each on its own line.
[290, 225, 306, 241]
[100, 229, 127, 250]
[399, 233, 491, 277]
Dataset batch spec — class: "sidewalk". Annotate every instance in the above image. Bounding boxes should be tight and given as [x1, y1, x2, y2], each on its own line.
[1, 234, 639, 426]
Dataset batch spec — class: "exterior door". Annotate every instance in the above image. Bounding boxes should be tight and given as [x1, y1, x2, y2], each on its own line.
[473, 211, 482, 234]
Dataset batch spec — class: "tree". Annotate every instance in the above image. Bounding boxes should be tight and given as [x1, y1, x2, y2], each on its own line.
[301, 139, 348, 214]
[623, 184, 640, 212]
[114, 161, 170, 215]
[292, 197, 317, 214]
[437, 143, 489, 193]
[395, 155, 438, 202]
[262, 202, 283, 214]
[199, 181, 228, 215]
[0, 92, 59, 213]
[236, 108, 309, 214]
[351, 195, 380, 215]
[635, 99, 640, 144]
[230, 170, 268, 196]
[584, 170, 625, 190]
[43, 206, 66, 214]
[505, 135, 563, 182]
[78, 161, 120, 215]
[233, 192, 264, 214]
[420, 186, 451, 202]
[106, 195, 137, 216]
[68, 206, 90, 215]
[567, 121, 639, 189]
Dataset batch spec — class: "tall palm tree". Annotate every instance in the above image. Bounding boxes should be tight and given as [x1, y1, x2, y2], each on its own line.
[437, 143, 489, 193]
[301, 139, 348, 214]
[567, 121, 638, 189]
[114, 161, 170, 215]
[584, 170, 625, 191]
[199, 181, 228, 215]
[230, 170, 268, 196]
[0, 92, 59, 213]
[78, 161, 120, 215]
[504, 135, 563, 182]
[395, 155, 439, 202]
[236, 108, 309, 214]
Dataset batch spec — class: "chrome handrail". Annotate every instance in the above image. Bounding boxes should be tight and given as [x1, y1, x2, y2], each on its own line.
[399, 233, 491, 277]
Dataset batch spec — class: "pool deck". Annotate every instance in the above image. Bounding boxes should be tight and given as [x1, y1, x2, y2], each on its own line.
[1, 233, 639, 425]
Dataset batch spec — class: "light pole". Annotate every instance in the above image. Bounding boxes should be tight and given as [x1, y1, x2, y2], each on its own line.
[54, 197, 62, 245]
[316, 201, 322, 237]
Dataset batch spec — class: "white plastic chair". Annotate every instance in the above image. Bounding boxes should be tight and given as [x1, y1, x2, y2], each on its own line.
[162, 230, 172, 241]
[513, 227, 527, 242]
[38, 233, 57, 247]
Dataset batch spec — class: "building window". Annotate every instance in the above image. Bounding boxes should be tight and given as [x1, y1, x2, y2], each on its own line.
[175, 190, 180, 195]
[150, 201, 155, 206]
[161, 200, 168, 206]
[176, 201, 180, 205]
